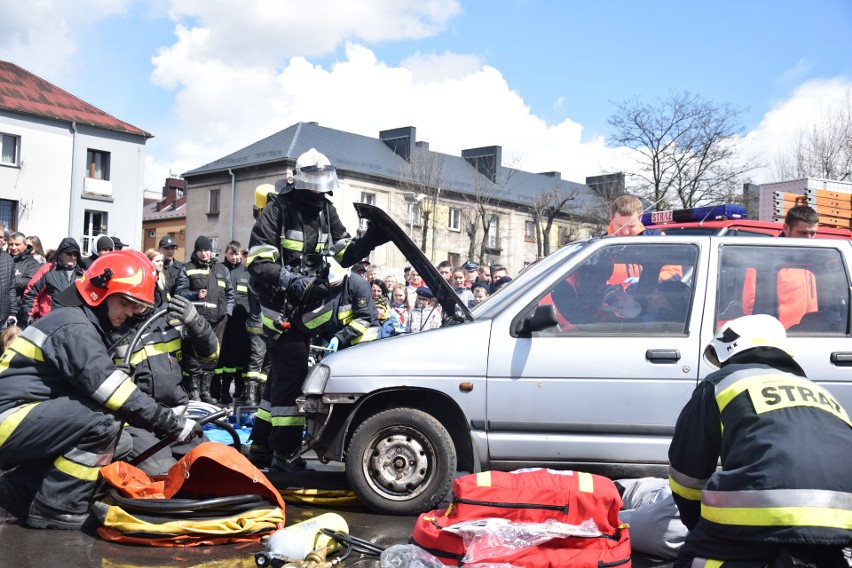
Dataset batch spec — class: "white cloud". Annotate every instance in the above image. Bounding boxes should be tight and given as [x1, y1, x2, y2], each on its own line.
[742, 77, 852, 183]
[0, 0, 132, 78]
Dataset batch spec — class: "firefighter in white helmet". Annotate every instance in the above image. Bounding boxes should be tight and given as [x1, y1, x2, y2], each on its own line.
[246, 148, 388, 470]
[669, 314, 852, 567]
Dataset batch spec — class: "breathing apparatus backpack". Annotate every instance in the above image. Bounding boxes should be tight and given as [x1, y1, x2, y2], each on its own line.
[94, 442, 285, 546]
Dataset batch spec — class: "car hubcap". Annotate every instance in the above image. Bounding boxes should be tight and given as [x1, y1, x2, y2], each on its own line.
[362, 426, 432, 501]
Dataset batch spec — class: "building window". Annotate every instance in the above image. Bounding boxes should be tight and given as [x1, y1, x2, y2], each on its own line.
[487, 215, 499, 249]
[525, 220, 536, 242]
[408, 202, 421, 226]
[360, 192, 376, 230]
[1, 133, 20, 166]
[448, 252, 460, 268]
[449, 208, 461, 231]
[82, 210, 108, 255]
[86, 149, 110, 180]
[0, 199, 17, 231]
[208, 189, 220, 215]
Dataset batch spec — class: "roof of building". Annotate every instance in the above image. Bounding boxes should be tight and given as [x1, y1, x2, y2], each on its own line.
[183, 121, 593, 208]
[0, 60, 151, 138]
[142, 199, 187, 221]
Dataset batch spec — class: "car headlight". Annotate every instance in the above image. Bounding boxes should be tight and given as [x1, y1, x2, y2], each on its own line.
[302, 363, 330, 395]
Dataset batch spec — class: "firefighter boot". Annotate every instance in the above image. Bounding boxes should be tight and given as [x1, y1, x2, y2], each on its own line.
[232, 375, 245, 406]
[241, 379, 259, 406]
[188, 375, 202, 401]
[199, 373, 218, 405]
[219, 374, 233, 406]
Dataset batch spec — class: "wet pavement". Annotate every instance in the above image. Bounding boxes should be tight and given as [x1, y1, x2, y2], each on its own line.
[0, 500, 673, 567]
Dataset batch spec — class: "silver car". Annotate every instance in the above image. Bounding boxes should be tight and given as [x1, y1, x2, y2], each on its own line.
[296, 204, 852, 514]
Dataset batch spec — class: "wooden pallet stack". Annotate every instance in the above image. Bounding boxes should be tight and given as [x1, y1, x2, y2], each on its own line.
[772, 190, 852, 229]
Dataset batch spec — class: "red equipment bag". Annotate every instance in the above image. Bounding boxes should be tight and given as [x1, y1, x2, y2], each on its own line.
[411, 469, 631, 567]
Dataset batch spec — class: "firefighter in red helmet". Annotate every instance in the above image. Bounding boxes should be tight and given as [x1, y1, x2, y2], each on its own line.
[0, 250, 203, 530]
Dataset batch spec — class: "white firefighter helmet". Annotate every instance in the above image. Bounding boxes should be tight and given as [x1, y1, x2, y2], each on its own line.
[327, 257, 348, 287]
[294, 148, 339, 193]
[703, 314, 791, 368]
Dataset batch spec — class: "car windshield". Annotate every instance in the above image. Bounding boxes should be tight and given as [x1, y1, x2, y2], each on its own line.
[471, 241, 590, 318]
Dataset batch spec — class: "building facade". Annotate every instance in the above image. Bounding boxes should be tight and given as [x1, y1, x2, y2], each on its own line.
[0, 61, 150, 254]
[182, 122, 602, 278]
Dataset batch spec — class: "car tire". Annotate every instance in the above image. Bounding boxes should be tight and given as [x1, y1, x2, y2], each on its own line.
[346, 407, 457, 515]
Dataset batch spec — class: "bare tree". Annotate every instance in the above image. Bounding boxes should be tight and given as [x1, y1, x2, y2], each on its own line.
[528, 183, 580, 257]
[459, 154, 519, 264]
[772, 94, 852, 182]
[397, 147, 446, 256]
[608, 91, 758, 208]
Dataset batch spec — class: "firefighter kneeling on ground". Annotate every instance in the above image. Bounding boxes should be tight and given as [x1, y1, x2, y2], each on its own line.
[246, 148, 389, 471]
[668, 314, 852, 567]
[0, 249, 203, 530]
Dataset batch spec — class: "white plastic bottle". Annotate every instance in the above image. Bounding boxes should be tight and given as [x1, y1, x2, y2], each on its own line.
[266, 512, 349, 560]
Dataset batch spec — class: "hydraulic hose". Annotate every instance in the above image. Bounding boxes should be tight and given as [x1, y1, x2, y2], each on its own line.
[107, 489, 275, 516]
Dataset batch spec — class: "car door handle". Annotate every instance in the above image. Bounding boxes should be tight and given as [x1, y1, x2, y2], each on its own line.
[646, 349, 681, 363]
[831, 352, 852, 366]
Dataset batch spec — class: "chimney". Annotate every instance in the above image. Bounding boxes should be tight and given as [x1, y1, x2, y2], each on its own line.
[538, 171, 561, 180]
[462, 145, 502, 183]
[380, 127, 416, 161]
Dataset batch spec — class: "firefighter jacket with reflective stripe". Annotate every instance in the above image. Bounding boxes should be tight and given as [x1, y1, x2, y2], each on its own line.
[109, 315, 219, 408]
[0, 305, 174, 432]
[302, 274, 378, 347]
[668, 362, 852, 545]
[223, 259, 251, 317]
[247, 192, 374, 316]
[176, 253, 234, 323]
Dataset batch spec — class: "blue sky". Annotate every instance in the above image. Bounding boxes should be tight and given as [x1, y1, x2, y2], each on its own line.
[2, 0, 850, 191]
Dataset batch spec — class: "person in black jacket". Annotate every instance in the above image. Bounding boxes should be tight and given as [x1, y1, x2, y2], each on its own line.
[217, 240, 251, 405]
[0, 250, 202, 530]
[669, 314, 852, 567]
[175, 235, 233, 405]
[7, 232, 41, 325]
[246, 148, 388, 470]
[0, 247, 12, 326]
[81, 235, 114, 269]
[158, 235, 182, 298]
[21, 237, 85, 325]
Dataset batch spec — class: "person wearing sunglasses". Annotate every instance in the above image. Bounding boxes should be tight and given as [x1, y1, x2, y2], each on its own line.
[20, 238, 86, 326]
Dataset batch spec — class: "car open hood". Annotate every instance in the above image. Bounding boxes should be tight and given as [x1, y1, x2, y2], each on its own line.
[353, 202, 474, 323]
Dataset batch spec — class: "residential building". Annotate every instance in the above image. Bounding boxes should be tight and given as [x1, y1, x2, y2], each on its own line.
[142, 177, 187, 261]
[182, 122, 602, 276]
[0, 60, 151, 253]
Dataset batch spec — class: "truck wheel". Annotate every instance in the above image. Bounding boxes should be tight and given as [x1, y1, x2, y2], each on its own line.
[346, 407, 456, 515]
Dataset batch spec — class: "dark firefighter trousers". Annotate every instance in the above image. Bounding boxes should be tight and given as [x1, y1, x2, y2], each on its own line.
[0, 396, 121, 517]
[249, 327, 310, 457]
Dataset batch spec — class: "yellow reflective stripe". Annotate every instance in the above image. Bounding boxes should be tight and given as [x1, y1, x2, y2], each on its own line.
[127, 339, 182, 366]
[255, 407, 271, 422]
[4, 336, 44, 363]
[270, 416, 305, 427]
[670, 476, 703, 502]
[348, 319, 368, 334]
[337, 307, 353, 324]
[351, 327, 379, 345]
[261, 313, 282, 333]
[246, 245, 278, 267]
[281, 239, 304, 252]
[701, 503, 852, 529]
[577, 471, 594, 493]
[749, 377, 851, 427]
[217, 279, 226, 288]
[104, 380, 138, 411]
[54, 455, 101, 481]
[0, 402, 39, 446]
[237, 284, 248, 293]
[185, 268, 210, 277]
[715, 373, 777, 413]
[476, 471, 492, 487]
[303, 310, 332, 330]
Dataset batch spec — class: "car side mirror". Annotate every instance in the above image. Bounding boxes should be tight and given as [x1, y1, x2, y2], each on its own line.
[516, 304, 559, 336]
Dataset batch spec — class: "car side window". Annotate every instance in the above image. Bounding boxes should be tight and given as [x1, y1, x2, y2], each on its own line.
[537, 243, 699, 335]
[717, 245, 849, 335]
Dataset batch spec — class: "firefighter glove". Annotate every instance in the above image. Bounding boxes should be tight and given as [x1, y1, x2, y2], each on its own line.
[177, 418, 204, 443]
[168, 295, 198, 325]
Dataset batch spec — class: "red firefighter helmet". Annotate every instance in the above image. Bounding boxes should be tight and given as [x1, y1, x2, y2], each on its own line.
[76, 249, 156, 308]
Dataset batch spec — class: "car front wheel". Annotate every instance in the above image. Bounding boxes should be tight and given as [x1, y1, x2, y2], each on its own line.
[346, 407, 456, 515]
